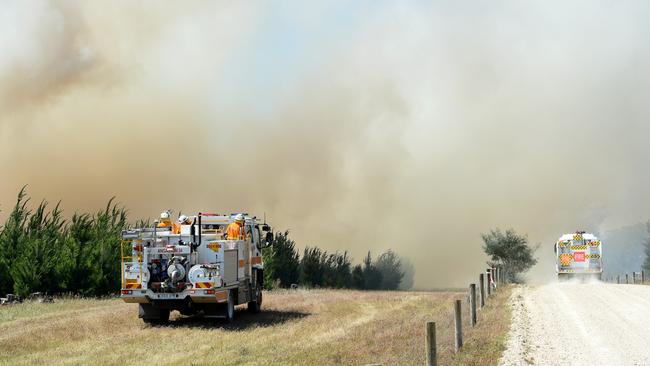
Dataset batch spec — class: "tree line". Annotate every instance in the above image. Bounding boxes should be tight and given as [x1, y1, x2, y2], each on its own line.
[0, 188, 126, 297]
[262, 230, 412, 290]
[0, 188, 413, 297]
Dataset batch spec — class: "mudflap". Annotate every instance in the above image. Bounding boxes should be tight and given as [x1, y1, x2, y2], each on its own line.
[139, 303, 170, 322]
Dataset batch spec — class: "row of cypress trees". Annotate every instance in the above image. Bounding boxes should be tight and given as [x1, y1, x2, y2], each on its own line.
[0, 188, 413, 297]
[0, 188, 127, 297]
[262, 231, 411, 290]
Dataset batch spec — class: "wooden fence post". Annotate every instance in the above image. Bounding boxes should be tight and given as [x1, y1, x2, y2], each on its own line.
[497, 267, 502, 285]
[642, 270, 645, 284]
[617, 275, 620, 284]
[486, 269, 492, 297]
[469, 284, 477, 327]
[479, 274, 485, 308]
[454, 299, 463, 352]
[493, 267, 497, 291]
[426, 321, 436, 366]
[626, 273, 629, 284]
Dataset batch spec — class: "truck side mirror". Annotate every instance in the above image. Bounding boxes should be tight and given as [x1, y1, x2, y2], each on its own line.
[262, 224, 271, 232]
[265, 232, 274, 247]
[553, 245, 557, 253]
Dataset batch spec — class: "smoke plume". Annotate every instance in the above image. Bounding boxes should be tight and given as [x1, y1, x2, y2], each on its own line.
[2, 1, 650, 287]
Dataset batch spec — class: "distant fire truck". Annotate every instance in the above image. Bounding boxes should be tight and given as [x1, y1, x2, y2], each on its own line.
[555, 231, 603, 281]
[120, 212, 273, 323]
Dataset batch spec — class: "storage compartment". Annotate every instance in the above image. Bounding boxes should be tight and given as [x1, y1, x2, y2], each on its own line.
[223, 250, 238, 285]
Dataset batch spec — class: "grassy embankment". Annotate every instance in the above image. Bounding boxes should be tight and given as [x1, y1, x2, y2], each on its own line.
[0, 287, 512, 365]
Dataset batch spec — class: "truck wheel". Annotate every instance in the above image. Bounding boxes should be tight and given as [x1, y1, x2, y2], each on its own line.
[248, 285, 262, 313]
[140, 304, 170, 325]
[224, 290, 235, 323]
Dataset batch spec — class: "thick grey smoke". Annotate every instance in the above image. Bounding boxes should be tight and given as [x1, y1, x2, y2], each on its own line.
[2, 1, 650, 287]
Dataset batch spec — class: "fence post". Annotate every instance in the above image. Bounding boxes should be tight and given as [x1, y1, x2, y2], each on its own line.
[469, 284, 477, 327]
[626, 273, 629, 284]
[426, 321, 436, 366]
[493, 267, 497, 291]
[479, 274, 485, 308]
[486, 269, 492, 297]
[454, 299, 463, 353]
[643, 270, 645, 284]
[617, 275, 620, 284]
[498, 267, 502, 285]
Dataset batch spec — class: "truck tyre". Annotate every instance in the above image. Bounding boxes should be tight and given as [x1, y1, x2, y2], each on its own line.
[139, 304, 170, 325]
[248, 285, 262, 313]
[224, 290, 235, 323]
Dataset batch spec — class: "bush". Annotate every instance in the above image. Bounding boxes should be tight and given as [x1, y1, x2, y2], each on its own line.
[482, 228, 538, 283]
[375, 250, 403, 290]
[262, 231, 300, 289]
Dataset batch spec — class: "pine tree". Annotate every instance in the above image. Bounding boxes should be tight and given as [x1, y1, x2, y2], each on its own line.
[351, 264, 364, 289]
[329, 252, 352, 288]
[262, 231, 300, 289]
[87, 198, 127, 296]
[299, 247, 325, 287]
[362, 251, 383, 290]
[0, 187, 30, 296]
[375, 250, 404, 290]
[11, 200, 64, 296]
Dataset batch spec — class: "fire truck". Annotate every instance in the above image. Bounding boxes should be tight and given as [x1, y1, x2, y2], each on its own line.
[120, 212, 272, 323]
[554, 231, 603, 281]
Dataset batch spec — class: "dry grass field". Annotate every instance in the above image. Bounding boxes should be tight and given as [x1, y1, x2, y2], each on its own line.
[0, 287, 512, 365]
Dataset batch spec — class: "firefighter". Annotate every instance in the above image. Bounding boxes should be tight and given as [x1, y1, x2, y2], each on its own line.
[227, 214, 245, 239]
[157, 211, 172, 228]
[172, 215, 192, 234]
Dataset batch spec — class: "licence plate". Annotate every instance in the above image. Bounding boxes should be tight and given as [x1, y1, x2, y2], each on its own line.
[156, 293, 180, 299]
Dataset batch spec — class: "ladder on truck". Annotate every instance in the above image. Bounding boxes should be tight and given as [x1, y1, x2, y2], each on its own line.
[121, 239, 144, 291]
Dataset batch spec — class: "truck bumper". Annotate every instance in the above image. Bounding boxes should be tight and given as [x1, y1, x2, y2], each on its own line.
[121, 288, 231, 304]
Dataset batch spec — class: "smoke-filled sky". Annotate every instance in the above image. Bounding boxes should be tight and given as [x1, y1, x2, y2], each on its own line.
[2, 0, 650, 287]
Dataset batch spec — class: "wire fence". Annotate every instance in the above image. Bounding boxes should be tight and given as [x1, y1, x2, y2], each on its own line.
[603, 270, 646, 285]
[425, 266, 508, 366]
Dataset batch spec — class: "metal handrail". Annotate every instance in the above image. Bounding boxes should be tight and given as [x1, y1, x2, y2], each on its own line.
[121, 239, 144, 289]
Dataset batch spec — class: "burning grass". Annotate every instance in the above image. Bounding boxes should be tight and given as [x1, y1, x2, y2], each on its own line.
[0, 287, 512, 365]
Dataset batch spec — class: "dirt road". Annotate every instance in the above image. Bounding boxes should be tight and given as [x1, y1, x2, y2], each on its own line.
[500, 283, 650, 366]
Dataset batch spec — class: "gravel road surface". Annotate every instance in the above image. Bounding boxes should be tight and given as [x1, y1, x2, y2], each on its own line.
[499, 283, 650, 366]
